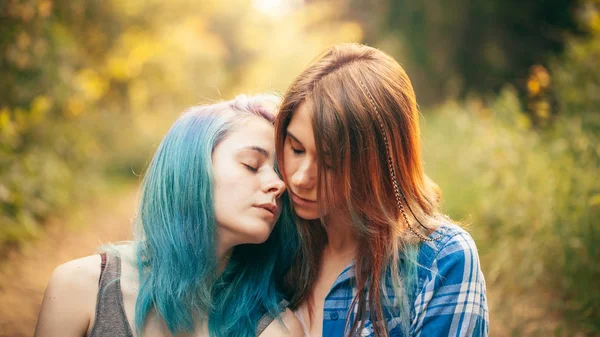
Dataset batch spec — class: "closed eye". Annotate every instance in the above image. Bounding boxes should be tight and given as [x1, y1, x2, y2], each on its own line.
[287, 134, 305, 155]
[242, 163, 258, 172]
[292, 146, 304, 155]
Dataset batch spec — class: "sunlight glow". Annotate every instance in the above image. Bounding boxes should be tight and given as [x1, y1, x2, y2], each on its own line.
[252, 0, 303, 16]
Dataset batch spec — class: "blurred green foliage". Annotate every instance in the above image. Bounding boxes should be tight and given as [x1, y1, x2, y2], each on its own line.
[351, 0, 586, 105]
[0, 0, 123, 250]
[552, 8, 600, 130]
[422, 9, 600, 329]
[0, 0, 362, 251]
[423, 90, 599, 335]
[419, 2, 600, 334]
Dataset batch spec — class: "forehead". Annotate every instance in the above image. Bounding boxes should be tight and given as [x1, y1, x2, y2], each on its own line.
[287, 102, 315, 149]
[220, 115, 275, 151]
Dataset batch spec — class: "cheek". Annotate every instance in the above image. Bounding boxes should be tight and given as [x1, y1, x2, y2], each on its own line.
[282, 155, 298, 182]
[213, 171, 247, 218]
[213, 182, 233, 226]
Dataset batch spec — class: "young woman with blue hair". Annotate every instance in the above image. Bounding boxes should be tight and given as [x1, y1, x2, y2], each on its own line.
[34, 94, 303, 337]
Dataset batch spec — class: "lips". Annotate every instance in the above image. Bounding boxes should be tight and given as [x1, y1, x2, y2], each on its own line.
[290, 191, 317, 206]
[255, 203, 277, 215]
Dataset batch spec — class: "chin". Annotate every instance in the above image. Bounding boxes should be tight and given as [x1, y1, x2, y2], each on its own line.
[242, 221, 275, 244]
[244, 233, 271, 244]
[294, 207, 320, 221]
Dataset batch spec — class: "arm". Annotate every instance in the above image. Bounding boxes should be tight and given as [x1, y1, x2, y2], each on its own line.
[34, 255, 101, 337]
[259, 308, 305, 337]
[411, 231, 489, 337]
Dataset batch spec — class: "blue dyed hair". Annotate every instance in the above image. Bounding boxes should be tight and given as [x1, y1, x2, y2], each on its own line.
[133, 94, 299, 336]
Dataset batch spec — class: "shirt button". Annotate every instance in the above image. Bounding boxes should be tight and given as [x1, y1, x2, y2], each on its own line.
[330, 312, 339, 320]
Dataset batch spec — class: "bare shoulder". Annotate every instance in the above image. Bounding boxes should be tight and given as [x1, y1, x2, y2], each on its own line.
[259, 308, 305, 337]
[42, 254, 103, 310]
[54, 254, 103, 286]
[34, 254, 102, 337]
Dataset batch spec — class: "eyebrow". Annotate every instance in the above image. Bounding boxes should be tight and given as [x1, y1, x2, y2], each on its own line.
[286, 131, 302, 145]
[288, 130, 332, 156]
[239, 146, 270, 158]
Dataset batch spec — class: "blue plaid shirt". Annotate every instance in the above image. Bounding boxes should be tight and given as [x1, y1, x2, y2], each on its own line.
[321, 223, 489, 337]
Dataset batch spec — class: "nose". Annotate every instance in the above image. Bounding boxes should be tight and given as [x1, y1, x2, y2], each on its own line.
[290, 158, 316, 191]
[264, 171, 286, 197]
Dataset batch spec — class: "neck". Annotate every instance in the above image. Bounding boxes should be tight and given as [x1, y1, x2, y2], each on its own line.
[216, 227, 236, 274]
[216, 244, 233, 274]
[322, 212, 359, 257]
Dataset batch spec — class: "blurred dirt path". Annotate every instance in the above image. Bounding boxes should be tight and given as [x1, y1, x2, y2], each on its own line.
[0, 184, 138, 337]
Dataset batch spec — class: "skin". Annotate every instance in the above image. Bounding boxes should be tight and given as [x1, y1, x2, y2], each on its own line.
[283, 102, 359, 337]
[34, 116, 303, 337]
[213, 116, 287, 258]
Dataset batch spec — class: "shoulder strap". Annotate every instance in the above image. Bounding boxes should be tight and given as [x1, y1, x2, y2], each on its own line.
[98, 252, 107, 285]
[255, 299, 290, 336]
[90, 252, 133, 337]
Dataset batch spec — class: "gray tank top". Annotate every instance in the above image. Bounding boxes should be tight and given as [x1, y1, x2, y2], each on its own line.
[89, 253, 287, 336]
[89, 253, 134, 337]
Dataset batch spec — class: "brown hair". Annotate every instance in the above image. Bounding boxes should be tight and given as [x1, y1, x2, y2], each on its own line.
[275, 43, 443, 337]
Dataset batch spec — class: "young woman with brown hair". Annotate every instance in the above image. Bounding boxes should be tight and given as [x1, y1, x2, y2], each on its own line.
[275, 44, 489, 337]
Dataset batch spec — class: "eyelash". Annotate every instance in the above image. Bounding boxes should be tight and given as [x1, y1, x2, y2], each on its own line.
[288, 141, 304, 155]
[243, 164, 258, 173]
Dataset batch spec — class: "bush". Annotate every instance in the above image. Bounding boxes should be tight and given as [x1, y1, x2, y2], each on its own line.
[422, 87, 599, 335]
